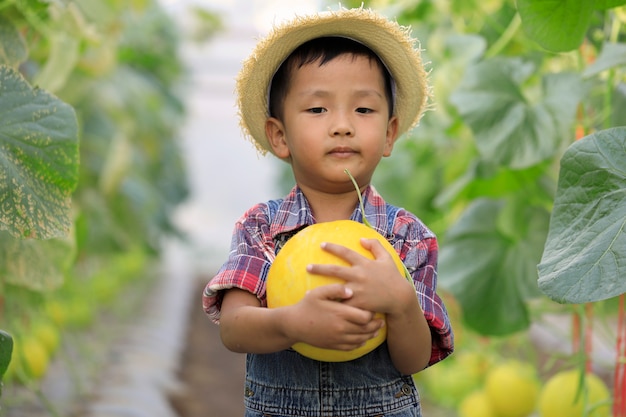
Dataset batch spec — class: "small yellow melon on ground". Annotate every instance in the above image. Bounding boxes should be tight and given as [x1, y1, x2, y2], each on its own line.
[9, 336, 50, 381]
[538, 369, 610, 417]
[485, 360, 540, 417]
[23, 337, 50, 380]
[458, 390, 497, 417]
[266, 219, 406, 362]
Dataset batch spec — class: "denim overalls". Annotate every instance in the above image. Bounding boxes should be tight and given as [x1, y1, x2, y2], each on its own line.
[243, 343, 421, 417]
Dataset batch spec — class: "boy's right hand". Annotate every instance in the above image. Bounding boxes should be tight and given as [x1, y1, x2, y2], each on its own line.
[286, 284, 384, 352]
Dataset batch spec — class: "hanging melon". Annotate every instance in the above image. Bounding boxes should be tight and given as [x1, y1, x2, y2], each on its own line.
[266, 219, 406, 361]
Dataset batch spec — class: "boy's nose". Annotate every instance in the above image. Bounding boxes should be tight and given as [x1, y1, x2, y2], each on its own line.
[330, 114, 354, 137]
[332, 126, 354, 136]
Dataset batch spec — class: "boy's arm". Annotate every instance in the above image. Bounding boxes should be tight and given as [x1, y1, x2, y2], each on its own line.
[219, 288, 292, 353]
[219, 286, 385, 354]
[383, 279, 432, 375]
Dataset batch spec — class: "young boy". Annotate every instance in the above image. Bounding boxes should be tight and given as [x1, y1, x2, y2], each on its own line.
[204, 7, 454, 417]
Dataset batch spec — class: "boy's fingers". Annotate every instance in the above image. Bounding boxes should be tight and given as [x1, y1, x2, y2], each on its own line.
[359, 238, 387, 258]
[319, 242, 362, 263]
[309, 283, 353, 301]
[306, 262, 349, 279]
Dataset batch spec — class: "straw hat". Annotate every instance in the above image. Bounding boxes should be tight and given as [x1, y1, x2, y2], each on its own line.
[236, 7, 429, 156]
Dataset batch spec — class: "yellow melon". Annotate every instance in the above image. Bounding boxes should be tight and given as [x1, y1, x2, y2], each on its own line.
[538, 369, 611, 417]
[266, 219, 407, 361]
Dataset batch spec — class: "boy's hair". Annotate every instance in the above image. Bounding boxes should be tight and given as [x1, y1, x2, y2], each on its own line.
[268, 37, 394, 121]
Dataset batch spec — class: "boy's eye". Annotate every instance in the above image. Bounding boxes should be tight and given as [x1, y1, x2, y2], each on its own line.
[356, 107, 373, 114]
[308, 107, 326, 114]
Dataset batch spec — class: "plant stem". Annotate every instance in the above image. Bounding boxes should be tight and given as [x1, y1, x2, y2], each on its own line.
[344, 169, 372, 228]
[613, 294, 626, 417]
[585, 303, 593, 374]
[485, 13, 521, 59]
[343, 169, 414, 287]
[602, 9, 622, 130]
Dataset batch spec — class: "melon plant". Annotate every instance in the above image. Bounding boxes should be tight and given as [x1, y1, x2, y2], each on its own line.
[538, 369, 611, 417]
[0, 0, 193, 406]
[484, 360, 540, 417]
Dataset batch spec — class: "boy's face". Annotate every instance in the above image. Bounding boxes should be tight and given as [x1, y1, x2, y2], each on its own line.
[266, 54, 398, 194]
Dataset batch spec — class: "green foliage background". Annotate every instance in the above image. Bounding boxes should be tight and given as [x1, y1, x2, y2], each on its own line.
[330, 0, 626, 336]
[0, 0, 190, 385]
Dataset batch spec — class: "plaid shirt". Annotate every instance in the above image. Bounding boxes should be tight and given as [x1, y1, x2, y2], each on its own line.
[203, 185, 454, 366]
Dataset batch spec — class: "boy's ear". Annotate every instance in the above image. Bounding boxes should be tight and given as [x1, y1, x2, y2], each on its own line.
[383, 116, 399, 157]
[265, 117, 290, 159]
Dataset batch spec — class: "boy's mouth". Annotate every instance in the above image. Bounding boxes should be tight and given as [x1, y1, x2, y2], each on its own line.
[328, 146, 358, 157]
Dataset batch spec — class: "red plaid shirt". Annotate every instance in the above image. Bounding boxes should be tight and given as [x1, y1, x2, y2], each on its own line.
[203, 185, 454, 366]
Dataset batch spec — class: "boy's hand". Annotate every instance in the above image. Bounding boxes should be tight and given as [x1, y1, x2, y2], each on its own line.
[288, 284, 384, 351]
[305, 239, 415, 317]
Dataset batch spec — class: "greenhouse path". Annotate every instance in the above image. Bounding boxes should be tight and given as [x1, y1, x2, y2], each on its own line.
[79, 240, 196, 417]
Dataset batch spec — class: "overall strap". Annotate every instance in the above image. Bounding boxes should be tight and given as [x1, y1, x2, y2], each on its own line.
[385, 203, 401, 234]
[265, 199, 281, 221]
[265, 199, 301, 255]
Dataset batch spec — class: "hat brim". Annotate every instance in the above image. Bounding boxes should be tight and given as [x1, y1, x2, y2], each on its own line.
[236, 7, 429, 155]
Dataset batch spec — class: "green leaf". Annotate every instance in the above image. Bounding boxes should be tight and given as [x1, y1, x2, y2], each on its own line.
[537, 127, 626, 303]
[583, 42, 626, 78]
[435, 159, 550, 207]
[0, 229, 75, 290]
[450, 58, 584, 169]
[0, 65, 79, 239]
[439, 198, 549, 336]
[0, 329, 12, 380]
[430, 34, 487, 112]
[0, 17, 28, 67]
[594, 0, 626, 10]
[516, 0, 594, 52]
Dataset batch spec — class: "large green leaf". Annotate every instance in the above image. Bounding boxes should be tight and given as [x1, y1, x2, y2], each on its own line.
[595, 0, 626, 10]
[450, 58, 584, 169]
[516, 0, 626, 51]
[0, 65, 79, 239]
[0, 329, 11, 380]
[439, 198, 549, 336]
[516, 0, 594, 52]
[537, 127, 626, 303]
[0, 17, 27, 67]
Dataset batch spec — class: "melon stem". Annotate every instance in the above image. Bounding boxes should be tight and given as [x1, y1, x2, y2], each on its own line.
[343, 169, 414, 288]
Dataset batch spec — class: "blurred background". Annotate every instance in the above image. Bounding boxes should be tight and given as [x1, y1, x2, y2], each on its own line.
[1, 1, 625, 416]
[161, 0, 323, 273]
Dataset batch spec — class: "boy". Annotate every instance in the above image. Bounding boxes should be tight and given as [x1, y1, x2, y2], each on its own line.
[204, 7, 454, 417]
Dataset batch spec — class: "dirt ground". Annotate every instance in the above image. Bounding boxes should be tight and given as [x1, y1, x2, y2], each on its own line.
[170, 277, 246, 417]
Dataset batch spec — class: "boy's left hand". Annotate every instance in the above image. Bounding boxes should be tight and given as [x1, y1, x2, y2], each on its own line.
[306, 239, 414, 316]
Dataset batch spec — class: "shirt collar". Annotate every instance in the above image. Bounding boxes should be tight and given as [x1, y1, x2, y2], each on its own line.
[269, 185, 389, 240]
